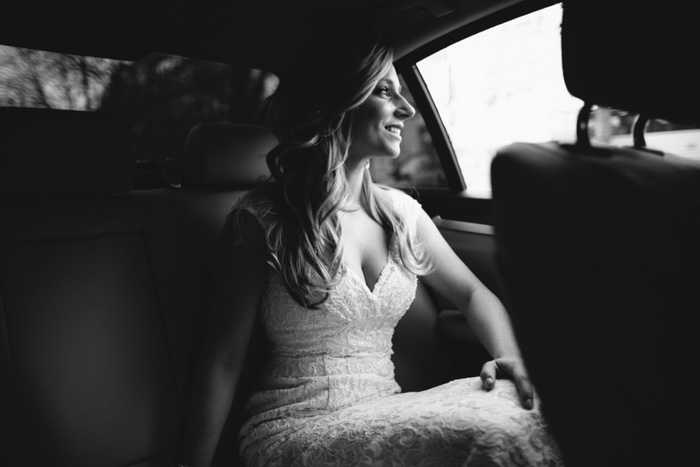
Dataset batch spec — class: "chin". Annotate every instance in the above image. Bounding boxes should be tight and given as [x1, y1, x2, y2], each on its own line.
[383, 145, 402, 159]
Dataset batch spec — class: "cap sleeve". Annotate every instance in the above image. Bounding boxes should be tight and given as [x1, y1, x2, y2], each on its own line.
[385, 188, 423, 234]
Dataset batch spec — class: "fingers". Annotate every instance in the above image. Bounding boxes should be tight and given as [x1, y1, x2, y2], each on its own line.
[511, 364, 534, 410]
[480, 360, 496, 391]
[480, 358, 535, 410]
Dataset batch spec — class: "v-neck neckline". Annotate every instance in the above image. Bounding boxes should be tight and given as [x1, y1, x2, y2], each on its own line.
[343, 252, 393, 296]
[341, 232, 395, 295]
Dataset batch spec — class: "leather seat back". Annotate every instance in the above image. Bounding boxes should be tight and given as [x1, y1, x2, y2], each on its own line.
[173, 123, 276, 467]
[492, 1, 700, 465]
[0, 108, 185, 467]
[493, 143, 700, 466]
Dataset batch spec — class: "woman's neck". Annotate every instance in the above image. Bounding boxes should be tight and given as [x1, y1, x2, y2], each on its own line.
[345, 157, 369, 205]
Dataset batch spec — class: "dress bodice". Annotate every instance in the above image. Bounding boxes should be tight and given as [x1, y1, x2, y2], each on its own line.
[242, 189, 421, 419]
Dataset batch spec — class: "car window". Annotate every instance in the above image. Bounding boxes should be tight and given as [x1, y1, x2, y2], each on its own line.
[593, 109, 700, 160]
[0, 46, 123, 110]
[416, 3, 700, 198]
[417, 3, 579, 198]
[1, 44, 445, 189]
[0, 45, 279, 178]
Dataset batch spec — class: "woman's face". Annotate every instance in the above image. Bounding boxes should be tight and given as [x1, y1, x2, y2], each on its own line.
[347, 66, 416, 164]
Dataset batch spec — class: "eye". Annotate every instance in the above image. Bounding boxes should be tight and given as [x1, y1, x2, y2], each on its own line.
[376, 86, 391, 97]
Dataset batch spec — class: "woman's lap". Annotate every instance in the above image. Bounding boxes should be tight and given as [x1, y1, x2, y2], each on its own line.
[242, 377, 563, 467]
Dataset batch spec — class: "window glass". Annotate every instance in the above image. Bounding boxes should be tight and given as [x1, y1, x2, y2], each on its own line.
[417, 3, 579, 197]
[1, 45, 279, 181]
[0, 46, 123, 110]
[370, 75, 447, 189]
[417, 3, 700, 197]
[1, 44, 445, 188]
[591, 109, 700, 160]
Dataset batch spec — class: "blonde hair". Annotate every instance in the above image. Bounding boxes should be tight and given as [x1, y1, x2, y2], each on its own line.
[246, 32, 431, 308]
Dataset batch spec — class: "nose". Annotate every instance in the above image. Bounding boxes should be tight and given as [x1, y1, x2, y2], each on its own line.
[395, 94, 416, 120]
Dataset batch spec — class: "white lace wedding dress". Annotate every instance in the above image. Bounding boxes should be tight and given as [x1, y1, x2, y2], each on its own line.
[237, 189, 563, 467]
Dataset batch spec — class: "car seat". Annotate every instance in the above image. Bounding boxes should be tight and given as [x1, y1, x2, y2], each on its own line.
[491, 1, 700, 466]
[171, 122, 277, 467]
[0, 108, 186, 467]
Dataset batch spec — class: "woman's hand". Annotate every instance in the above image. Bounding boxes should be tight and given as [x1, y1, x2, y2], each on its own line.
[480, 357, 534, 410]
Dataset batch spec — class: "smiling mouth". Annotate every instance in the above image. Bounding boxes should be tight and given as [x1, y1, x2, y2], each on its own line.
[385, 125, 402, 136]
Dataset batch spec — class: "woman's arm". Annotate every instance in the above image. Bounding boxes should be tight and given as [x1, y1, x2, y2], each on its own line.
[179, 212, 269, 466]
[416, 210, 534, 409]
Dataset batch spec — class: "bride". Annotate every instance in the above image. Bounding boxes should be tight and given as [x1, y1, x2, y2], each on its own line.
[179, 30, 563, 467]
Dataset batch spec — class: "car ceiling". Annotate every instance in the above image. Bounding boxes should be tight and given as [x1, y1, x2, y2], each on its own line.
[1, 0, 528, 75]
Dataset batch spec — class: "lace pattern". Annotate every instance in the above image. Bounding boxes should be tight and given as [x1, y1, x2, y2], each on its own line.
[237, 189, 563, 467]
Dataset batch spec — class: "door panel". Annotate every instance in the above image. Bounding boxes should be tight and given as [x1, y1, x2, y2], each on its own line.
[435, 218, 501, 298]
[393, 195, 498, 387]
[411, 191, 502, 380]
[435, 216, 499, 372]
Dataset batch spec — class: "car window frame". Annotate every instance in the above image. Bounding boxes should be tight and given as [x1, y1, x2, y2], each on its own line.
[394, 0, 560, 202]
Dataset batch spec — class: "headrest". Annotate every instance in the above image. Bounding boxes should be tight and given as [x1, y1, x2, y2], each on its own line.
[0, 107, 133, 196]
[182, 123, 276, 188]
[562, 0, 700, 123]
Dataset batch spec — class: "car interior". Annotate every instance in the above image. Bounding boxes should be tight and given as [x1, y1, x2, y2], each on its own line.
[1, 1, 698, 466]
